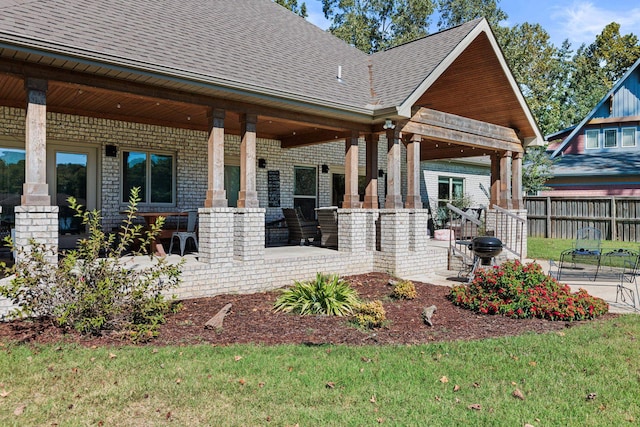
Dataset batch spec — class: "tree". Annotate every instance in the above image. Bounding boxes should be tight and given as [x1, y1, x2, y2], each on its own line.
[522, 146, 555, 195]
[436, 0, 506, 31]
[321, 0, 435, 53]
[274, 0, 308, 18]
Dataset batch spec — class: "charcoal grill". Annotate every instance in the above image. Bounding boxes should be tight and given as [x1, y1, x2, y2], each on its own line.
[468, 236, 503, 265]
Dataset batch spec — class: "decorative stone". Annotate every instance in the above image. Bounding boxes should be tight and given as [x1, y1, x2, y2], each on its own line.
[422, 305, 437, 326]
[204, 303, 232, 330]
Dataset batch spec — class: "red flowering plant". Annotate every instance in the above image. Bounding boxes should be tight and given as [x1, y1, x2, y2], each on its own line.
[449, 260, 608, 321]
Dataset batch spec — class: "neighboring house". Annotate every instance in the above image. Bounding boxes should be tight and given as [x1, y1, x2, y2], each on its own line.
[545, 57, 640, 196]
[0, 0, 541, 309]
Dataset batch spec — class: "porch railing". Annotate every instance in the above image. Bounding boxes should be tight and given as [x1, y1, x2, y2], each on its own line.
[446, 203, 483, 273]
[491, 204, 525, 260]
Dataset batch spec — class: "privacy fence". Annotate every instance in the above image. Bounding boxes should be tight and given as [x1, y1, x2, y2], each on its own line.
[525, 196, 640, 241]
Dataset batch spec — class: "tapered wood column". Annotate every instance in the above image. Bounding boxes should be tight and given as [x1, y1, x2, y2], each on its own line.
[385, 126, 403, 208]
[363, 134, 379, 209]
[22, 78, 50, 206]
[238, 113, 259, 208]
[342, 130, 360, 208]
[205, 108, 227, 207]
[500, 151, 513, 209]
[405, 134, 422, 208]
[490, 153, 500, 208]
[512, 151, 523, 209]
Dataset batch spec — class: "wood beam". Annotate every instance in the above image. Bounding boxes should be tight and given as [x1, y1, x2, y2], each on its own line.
[420, 144, 497, 160]
[280, 129, 352, 148]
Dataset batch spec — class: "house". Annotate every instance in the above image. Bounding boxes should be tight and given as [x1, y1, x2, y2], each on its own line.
[0, 0, 541, 309]
[545, 57, 640, 196]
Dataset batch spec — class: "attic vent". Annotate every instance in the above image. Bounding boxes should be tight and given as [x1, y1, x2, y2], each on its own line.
[337, 65, 343, 83]
[609, 94, 614, 114]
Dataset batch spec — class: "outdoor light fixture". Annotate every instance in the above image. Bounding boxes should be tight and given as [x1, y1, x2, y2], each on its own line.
[321, 164, 329, 173]
[258, 158, 267, 168]
[382, 119, 396, 130]
[378, 169, 385, 178]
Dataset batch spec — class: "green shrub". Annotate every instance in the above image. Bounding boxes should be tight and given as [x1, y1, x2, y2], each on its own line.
[0, 187, 183, 342]
[352, 300, 386, 329]
[449, 260, 608, 321]
[391, 280, 417, 300]
[273, 273, 359, 316]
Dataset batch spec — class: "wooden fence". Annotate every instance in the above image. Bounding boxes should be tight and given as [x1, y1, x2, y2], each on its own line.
[525, 196, 640, 241]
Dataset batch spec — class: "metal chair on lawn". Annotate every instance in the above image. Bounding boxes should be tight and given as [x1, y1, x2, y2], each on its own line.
[617, 250, 640, 310]
[558, 227, 602, 281]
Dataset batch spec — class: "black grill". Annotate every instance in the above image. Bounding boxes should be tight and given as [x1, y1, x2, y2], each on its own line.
[468, 236, 503, 265]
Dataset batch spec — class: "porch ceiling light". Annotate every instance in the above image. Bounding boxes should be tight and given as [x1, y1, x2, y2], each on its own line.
[383, 119, 396, 130]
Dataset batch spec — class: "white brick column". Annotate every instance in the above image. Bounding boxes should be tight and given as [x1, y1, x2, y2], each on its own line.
[337, 209, 368, 253]
[197, 207, 234, 265]
[14, 205, 58, 262]
[379, 209, 409, 255]
[408, 209, 430, 252]
[234, 208, 265, 262]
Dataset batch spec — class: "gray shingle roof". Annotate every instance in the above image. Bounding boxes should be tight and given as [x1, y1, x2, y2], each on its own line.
[0, 0, 485, 114]
[552, 152, 640, 177]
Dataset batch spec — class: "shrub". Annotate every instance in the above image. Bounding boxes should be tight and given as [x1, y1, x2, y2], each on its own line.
[391, 280, 417, 300]
[449, 260, 608, 321]
[352, 300, 386, 329]
[0, 188, 183, 342]
[273, 273, 359, 316]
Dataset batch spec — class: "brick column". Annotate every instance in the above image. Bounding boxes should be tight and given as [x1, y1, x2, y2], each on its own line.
[14, 205, 58, 262]
[197, 207, 234, 265]
[337, 209, 368, 253]
[342, 131, 360, 208]
[233, 208, 265, 262]
[379, 209, 409, 255]
[385, 127, 403, 208]
[363, 134, 379, 209]
[205, 109, 227, 207]
[23, 78, 50, 206]
[238, 114, 259, 208]
[408, 209, 430, 252]
[405, 134, 422, 208]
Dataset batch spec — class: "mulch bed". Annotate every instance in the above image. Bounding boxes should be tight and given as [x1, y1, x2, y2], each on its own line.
[0, 272, 616, 347]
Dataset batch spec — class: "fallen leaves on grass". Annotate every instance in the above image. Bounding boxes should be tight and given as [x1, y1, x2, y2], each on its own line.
[512, 389, 525, 400]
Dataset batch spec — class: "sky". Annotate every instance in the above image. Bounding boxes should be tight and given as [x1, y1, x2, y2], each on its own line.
[304, 1, 640, 48]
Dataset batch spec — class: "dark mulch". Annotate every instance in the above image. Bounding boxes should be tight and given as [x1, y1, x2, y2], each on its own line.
[0, 272, 616, 347]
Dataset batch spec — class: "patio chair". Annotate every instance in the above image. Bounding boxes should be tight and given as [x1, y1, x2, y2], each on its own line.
[282, 207, 318, 245]
[315, 206, 338, 248]
[168, 210, 199, 256]
[617, 251, 640, 310]
[558, 227, 602, 281]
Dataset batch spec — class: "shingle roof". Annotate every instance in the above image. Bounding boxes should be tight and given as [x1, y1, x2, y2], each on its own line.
[552, 152, 640, 177]
[0, 0, 485, 114]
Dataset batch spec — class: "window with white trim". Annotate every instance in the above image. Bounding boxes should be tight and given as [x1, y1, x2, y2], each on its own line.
[122, 150, 175, 204]
[585, 129, 599, 149]
[603, 129, 617, 148]
[622, 127, 637, 147]
[293, 165, 317, 220]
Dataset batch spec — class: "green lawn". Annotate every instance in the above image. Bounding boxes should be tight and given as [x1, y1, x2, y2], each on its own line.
[528, 237, 639, 264]
[1, 315, 639, 426]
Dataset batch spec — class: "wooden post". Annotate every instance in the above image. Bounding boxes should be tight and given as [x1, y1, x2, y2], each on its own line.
[205, 108, 227, 207]
[405, 134, 422, 209]
[342, 130, 360, 208]
[500, 151, 513, 209]
[363, 134, 379, 209]
[238, 113, 259, 208]
[490, 153, 500, 208]
[546, 196, 552, 238]
[611, 196, 617, 241]
[511, 151, 523, 210]
[22, 78, 50, 206]
[385, 126, 403, 209]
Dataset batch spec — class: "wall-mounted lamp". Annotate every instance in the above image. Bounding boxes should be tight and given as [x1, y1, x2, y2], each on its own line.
[258, 158, 267, 168]
[382, 119, 396, 130]
[321, 164, 329, 173]
[378, 169, 385, 178]
[105, 144, 117, 157]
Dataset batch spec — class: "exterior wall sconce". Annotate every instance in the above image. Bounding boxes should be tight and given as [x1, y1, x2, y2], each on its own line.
[105, 144, 117, 157]
[321, 164, 329, 173]
[383, 119, 396, 130]
[378, 169, 385, 178]
[258, 158, 267, 168]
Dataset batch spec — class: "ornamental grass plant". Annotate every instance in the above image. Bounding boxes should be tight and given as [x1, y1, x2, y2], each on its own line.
[273, 273, 359, 316]
[449, 260, 608, 321]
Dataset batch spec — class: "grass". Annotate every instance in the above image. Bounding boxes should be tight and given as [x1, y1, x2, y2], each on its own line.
[528, 237, 639, 265]
[1, 316, 639, 426]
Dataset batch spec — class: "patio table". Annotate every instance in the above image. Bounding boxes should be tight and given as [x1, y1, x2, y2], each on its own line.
[122, 211, 188, 257]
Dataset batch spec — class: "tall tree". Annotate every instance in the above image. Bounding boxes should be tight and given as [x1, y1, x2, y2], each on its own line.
[321, 0, 435, 53]
[436, 0, 506, 31]
[522, 146, 555, 195]
[274, 0, 308, 18]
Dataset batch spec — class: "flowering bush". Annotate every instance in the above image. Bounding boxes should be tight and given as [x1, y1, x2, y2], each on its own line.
[449, 260, 608, 321]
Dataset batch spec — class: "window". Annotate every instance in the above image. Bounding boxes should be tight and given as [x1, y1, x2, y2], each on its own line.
[437, 176, 464, 208]
[622, 128, 637, 147]
[585, 129, 599, 149]
[604, 129, 617, 148]
[0, 147, 25, 227]
[293, 166, 316, 220]
[122, 151, 174, 204]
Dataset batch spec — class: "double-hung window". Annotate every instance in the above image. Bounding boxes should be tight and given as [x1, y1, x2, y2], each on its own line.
[437, 176, 464, 208]
[122, 150, 175, 204]
[585, 129, 599, 149]
[293, 166, 317, 220]
[603, 129, 617, 148]
[622, 128, 637, 147]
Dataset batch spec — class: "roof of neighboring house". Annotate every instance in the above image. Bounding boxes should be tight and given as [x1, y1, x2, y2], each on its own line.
[552, 152, 640, 177]
[0, 0, 541, 143]
[549, 56, 640, 158]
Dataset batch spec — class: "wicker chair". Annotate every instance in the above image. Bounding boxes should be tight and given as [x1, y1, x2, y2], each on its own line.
[282, 208, 318, 245]
[315, 206, 338, 248]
